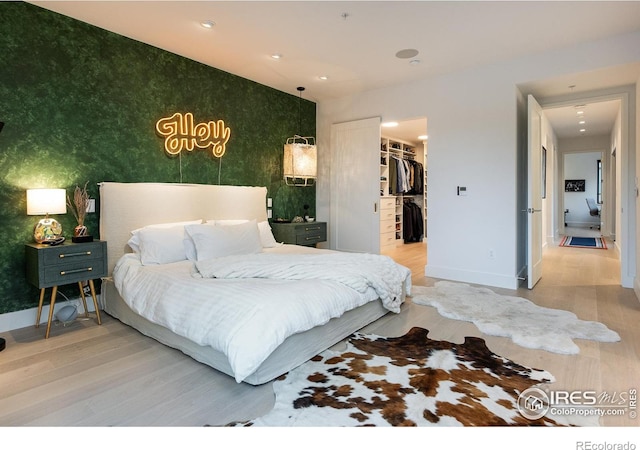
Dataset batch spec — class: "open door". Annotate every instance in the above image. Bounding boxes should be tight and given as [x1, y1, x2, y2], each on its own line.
[527, 95, 543, 289]
[330, 117, 381, 253]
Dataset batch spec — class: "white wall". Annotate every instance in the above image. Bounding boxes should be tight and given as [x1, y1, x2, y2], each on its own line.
[317, 31, 640, 291]
[562, 151, 602, 228]
[635, 72, 640, 300]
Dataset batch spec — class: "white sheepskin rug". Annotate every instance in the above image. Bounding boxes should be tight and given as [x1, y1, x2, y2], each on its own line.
[411, 281, 620, 354]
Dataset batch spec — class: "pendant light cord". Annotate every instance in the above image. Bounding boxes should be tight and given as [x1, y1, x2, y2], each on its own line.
[297, 86, 305, 137]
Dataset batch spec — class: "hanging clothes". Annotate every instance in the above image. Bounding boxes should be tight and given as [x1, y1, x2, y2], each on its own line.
[390, 155, 412, 194]
[402, 200, 424, 243]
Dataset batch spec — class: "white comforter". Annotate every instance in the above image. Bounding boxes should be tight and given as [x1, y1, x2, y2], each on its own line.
[194, 252, 409, 314]
[113, 247, 411, 383]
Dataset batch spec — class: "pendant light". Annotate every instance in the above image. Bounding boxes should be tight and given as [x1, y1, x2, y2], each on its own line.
[284, 87, 317, 186]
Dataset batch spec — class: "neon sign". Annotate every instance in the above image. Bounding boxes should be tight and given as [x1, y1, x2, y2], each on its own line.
[155, 112, 231, 157]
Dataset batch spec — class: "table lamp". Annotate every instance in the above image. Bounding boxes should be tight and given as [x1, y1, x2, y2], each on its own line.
[27, 188, 67, 244]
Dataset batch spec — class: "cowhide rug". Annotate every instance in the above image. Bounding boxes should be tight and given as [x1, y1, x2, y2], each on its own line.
[229, 327, 588, 427]
[411, 281, 620, 354]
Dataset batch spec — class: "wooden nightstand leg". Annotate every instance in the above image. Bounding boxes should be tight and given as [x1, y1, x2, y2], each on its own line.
[45, 286, 58, 339]
[78, 282, 90, 318]
[88, 279, 102, 325]
[35, 288, 46, 328]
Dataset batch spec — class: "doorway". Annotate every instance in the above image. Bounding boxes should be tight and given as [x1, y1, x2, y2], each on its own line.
[379, 117, 428, 265]
[561, 151, 604, 238]
[537, 93, 630, 287]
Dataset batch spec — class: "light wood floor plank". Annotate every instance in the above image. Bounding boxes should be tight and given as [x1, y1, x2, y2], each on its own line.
[0, 237, 638, 428]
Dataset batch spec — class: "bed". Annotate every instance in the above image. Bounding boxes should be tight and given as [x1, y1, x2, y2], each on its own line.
[99, 182, 411, 385]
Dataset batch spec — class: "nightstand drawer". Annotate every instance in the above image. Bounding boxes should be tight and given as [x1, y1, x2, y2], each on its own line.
[43, 257, 106, 286]
[25, 240, 108, 289]
[42, 242, 105, 266]
[270, 222, 327, 247]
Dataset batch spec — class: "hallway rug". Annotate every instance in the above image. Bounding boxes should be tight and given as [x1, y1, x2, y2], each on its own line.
[559, 236, 607, 249]
[411, 281, 620, 354]
[228, 327, 595, 427]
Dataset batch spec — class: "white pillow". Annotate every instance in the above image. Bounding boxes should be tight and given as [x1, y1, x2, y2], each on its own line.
[204, 219, 278, 248]
[136, 226, 189, 265]
[128, 220, 202, 253]
[257, 220, 280, 248]
[185, 220, 263, 261]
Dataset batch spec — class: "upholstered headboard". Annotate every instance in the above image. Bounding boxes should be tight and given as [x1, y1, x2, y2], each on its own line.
[99, 182, 268, 274]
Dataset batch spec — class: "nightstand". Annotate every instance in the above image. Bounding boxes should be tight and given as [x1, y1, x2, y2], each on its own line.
[25, 240, 107, 338]
[270, 222, 327, 247]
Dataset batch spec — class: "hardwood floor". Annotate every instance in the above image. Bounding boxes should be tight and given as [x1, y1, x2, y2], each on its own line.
[1, 238, 638, 430]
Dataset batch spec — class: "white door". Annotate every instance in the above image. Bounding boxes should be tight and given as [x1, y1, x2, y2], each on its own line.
[330, 117, 381, 253]
[527, 95, 543, 289]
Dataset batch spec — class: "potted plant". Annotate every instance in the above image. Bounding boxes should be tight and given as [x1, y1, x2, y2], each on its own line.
[67, 181, 93, 242]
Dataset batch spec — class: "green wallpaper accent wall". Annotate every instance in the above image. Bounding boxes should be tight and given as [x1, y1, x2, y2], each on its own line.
[0, 3, 316, 315]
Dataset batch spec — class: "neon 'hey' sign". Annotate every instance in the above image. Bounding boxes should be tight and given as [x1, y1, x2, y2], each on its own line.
[156, 112, 231, 157]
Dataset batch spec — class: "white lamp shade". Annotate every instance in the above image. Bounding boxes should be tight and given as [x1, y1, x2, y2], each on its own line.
[27, 189, 67, 215]
[284, 143, 317, 185]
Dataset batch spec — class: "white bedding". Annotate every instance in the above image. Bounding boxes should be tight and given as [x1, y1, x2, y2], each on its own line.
[113, 245, 412, 383]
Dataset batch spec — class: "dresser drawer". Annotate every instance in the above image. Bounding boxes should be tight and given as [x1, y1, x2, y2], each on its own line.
[380, 197, 396, 211]
[380, 231, 396, 248]
[380, 209, 395, 222]
[380, 219, 395, 234]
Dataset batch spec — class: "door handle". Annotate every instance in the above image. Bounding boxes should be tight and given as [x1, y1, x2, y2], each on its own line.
[527, 208, 542, 213]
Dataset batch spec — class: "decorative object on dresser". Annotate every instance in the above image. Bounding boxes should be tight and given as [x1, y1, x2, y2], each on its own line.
[283, 87, 317, 186]
[67, 181, 93, 243]
[270, 221, 327, 247]
[26, 188, 67, 245]
[411, 281, 620, 354]
[25, 240, 107, 338]
[228, 327, 595, 427]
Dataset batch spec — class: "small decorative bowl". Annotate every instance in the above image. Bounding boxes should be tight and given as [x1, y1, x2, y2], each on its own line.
[306, 217, 315, 222]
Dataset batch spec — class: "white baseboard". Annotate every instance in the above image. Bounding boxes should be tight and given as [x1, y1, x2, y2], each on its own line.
[0, 294, 97, 334]
[424, 265, 520, 290]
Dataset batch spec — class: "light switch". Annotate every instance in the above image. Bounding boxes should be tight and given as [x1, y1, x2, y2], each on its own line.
[267, 198, 273, 207]
[457, 186, 467, 196]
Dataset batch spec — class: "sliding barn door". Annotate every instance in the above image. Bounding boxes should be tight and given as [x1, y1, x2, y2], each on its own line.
[330, 117, 381, 253]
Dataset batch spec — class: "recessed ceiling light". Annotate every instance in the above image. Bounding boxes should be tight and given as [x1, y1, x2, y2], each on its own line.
[579, 120, 586, 125]
[409, 59, 421, 66]
[318, 75, 329, 81]
[395, 49, 419, 59]
[381, 121, 399, 128]
[418, 135, 428, 140]
[271, 53, 282, 60]
[200, 20, 215, 29]
[576, 110, 585, 116]
[580, 128, 586, 133]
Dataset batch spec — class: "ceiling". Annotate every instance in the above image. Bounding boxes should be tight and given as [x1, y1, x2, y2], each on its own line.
[29, 1, 640, 142]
